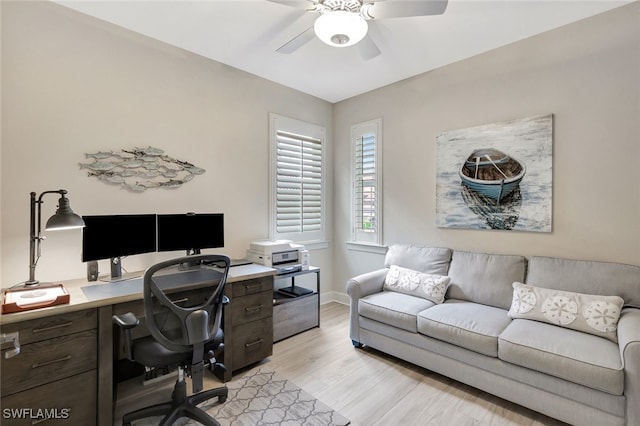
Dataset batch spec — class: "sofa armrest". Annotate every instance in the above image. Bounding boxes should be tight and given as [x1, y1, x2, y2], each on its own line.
[346, 268, 388, 299]
[617, 308, 640, 425]
[346, 268, 388, 345]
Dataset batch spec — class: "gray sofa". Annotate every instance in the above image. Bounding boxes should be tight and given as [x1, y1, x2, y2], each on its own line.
[346, 245, 640, 426]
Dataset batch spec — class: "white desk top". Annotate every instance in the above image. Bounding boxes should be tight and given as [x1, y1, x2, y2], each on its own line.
[0, 263, 276, 325]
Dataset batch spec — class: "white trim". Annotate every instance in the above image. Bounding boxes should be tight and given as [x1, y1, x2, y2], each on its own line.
[321, 291, 349, 306]
[269, 113, 327, 244]
[302, 240, 329, 251]
[350, 118, 383, 245]
[346, 241, 387, 254]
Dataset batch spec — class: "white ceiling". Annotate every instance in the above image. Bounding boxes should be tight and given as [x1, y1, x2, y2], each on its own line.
[54, 0, 633, 103]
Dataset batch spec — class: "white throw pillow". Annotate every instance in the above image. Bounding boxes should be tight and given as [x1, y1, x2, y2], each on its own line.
[384, 265, 450, 304]
[508, 282, 624, 342]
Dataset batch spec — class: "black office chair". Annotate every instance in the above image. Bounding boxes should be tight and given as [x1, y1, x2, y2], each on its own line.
[113, 254, 231, 426]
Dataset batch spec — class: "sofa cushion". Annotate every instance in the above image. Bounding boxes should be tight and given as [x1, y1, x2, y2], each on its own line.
[417, 299, 512, 357]
[384, 265, 450, 304]
[359, 291, 435, 333]
[384, 245, 452, 275]
[499, 319, 624, 395]
[508, 282, 623, 342]
[526, 256, 640, 309]
[447, 250, 527, 310]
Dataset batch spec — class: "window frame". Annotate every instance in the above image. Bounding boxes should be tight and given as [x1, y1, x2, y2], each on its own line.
[269, 113, 327, 245]
[350, 118, 383, 246]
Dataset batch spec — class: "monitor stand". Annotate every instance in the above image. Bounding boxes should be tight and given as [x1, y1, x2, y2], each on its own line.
[99, 257, 140, 282]
[110, 257, 122, 280]
[179, 248, 202, 270]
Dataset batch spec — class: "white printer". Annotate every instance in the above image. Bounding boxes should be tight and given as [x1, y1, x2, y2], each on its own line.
[246, 240, 305, 274]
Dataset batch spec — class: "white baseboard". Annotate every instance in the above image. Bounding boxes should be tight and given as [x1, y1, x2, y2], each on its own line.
[320, 291, 349, 306]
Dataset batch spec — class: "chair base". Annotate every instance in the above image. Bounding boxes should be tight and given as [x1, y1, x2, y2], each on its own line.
[122, 379, 227, 426]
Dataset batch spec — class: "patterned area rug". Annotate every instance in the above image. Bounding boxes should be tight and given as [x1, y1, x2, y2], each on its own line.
[195, 368, 350, 425]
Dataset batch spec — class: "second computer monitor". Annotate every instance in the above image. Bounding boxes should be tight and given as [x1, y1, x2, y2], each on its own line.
[157, 213, 224, 255]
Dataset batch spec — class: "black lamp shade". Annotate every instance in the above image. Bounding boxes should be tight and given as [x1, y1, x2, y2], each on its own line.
[45, 196, 85, 231]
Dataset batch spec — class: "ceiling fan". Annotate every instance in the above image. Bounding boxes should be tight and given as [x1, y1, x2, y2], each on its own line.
[266, 0, 448, 60]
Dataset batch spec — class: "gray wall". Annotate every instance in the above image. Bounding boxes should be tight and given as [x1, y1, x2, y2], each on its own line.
[0, 1, 333, 286]
[332, 3, 640, 301]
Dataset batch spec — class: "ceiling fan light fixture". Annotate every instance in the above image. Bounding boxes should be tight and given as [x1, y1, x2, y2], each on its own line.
[314, 10, 368, 47]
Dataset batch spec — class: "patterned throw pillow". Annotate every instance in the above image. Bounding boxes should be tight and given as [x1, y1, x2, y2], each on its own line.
[384, 265, 451, 304]
[508, 282, 624, 342]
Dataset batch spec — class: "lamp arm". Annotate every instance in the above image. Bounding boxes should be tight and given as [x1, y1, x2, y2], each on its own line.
[27, 189, 67, 286]
[36, 189, 68, 236]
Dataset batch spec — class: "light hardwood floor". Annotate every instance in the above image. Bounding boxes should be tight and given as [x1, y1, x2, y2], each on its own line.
[115, 302, 568, 425]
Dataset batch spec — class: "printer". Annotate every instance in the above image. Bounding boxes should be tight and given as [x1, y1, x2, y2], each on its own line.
[246, 240, 304, 274]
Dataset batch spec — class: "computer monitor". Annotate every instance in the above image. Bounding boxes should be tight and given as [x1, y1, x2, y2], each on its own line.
[81, 214, 157, 280]
[157, 213, 224, 255]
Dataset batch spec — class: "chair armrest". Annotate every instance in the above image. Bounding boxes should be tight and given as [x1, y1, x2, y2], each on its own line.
[617, 308, 640, 425]
[112, 312, 139, 361]
[112, 312, 140, 329]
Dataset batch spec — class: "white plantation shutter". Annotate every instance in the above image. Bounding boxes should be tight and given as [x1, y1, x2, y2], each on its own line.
[270, 114, 326, 243]
[355, 134, 376, 232]
[351, 119, 382, 245]
[276, 131, 323, 234]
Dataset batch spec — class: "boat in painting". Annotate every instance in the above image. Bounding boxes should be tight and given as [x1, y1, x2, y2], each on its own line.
[460, 184, 522, 230]
[459, 148, 525, 203]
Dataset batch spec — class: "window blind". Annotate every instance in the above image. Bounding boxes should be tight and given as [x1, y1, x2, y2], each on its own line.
[275, 130, 323, 236]
[355, 134, 376, 232]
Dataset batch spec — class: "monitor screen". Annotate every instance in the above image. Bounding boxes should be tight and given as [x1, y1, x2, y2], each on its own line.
[81, 214, 157, 262]
[157, 213, 224, 253]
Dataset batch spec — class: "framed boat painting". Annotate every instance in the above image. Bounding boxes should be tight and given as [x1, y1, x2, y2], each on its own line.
[436, 114, 553, 232]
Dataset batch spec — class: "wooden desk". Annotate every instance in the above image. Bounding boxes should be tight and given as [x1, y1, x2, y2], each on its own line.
[0, 264, 276, 426]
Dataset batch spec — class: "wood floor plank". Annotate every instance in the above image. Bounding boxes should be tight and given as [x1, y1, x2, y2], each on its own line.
[262, 302, 568, 426]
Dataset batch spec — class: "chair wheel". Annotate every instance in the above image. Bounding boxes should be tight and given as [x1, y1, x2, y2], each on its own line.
[218, 396, 227, 403]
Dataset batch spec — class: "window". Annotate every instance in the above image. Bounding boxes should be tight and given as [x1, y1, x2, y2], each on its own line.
[351, 118, 382, 245]
[270, 114, 326, 243]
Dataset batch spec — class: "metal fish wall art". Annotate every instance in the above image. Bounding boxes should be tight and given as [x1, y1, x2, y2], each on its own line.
[80, 146, 205, 192]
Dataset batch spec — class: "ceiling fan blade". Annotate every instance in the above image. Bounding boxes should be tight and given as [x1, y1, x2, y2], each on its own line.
[364, 0, 448, 19]
[276, 26, 316, 54]
[265, 0, 316, 10]
[357, 34, 381, 60]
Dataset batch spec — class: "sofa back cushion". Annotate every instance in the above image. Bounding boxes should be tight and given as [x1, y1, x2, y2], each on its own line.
[447, 250, 527, 310]
[384, 245, 451, 276]
[526, 256, 640, 308]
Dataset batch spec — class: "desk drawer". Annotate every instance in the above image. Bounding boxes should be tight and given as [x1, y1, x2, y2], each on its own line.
[231, 317, 273, 369]
[273, 294, 318, 342]
[1, 370, 96, 425]
[0, 309, 96, 346]
[231, 290, 273, 324]
[113, 287, 214, 318]
[231, 277, 272, 297]
[1, 330, 97, 396]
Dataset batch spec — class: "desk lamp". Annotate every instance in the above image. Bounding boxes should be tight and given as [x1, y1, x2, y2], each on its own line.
[26, 189, 85, 287]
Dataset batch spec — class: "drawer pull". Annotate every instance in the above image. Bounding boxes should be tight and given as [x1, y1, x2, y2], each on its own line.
[32, 322, 73, 334]
[171, 298, 189, 304]
[1, 331, 20, 358]
[245, 338, 264, 348]
[32, 354, 72, 369]
[244, 305, 263, 313]
[244, 284, 262, 294]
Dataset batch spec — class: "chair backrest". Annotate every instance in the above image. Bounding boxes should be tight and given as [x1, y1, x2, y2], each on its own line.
[143, 254, 230, 354]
